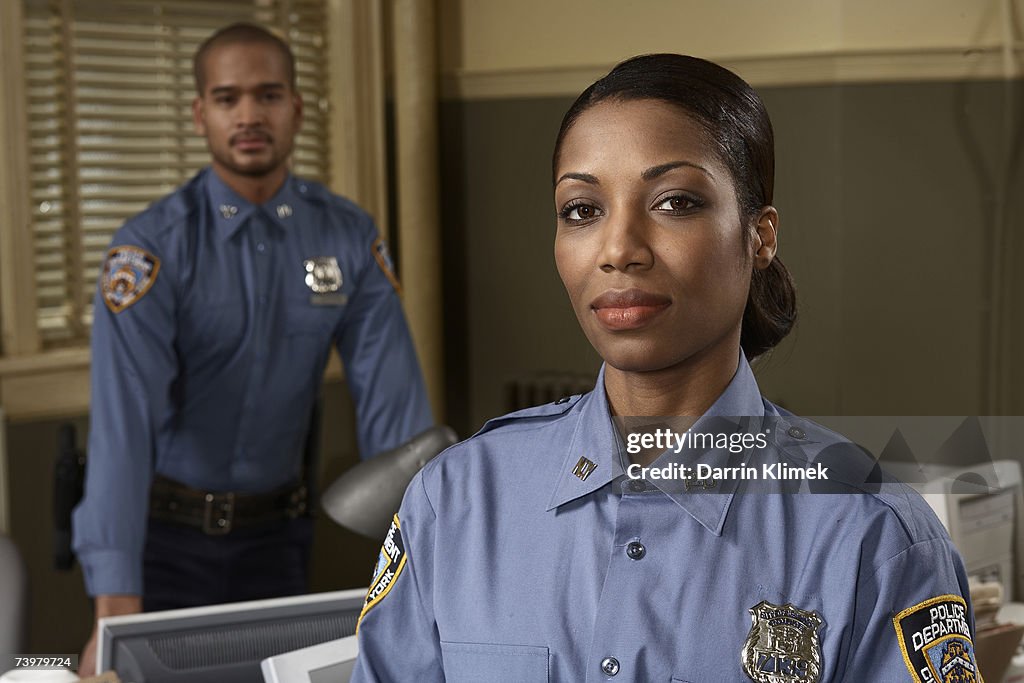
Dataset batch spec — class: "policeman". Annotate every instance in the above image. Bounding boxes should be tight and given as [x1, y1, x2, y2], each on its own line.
[352, 54, 976, 682]
[74, 23, 432, 673]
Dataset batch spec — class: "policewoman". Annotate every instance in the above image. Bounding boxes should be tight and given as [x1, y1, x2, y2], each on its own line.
[73, 24, 432, 674]
[351, 55, 977, 682]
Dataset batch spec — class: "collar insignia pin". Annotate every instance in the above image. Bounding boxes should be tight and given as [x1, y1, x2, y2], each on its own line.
[219, 204, 238, 219]
[572, 456, 598, 482]
[277, 204, 293, 219]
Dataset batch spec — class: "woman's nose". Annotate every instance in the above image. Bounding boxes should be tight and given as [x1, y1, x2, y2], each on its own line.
[599, 209, 654, 273]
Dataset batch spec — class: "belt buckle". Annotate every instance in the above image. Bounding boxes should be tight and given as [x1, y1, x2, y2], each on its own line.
[202, 492, 235, 535]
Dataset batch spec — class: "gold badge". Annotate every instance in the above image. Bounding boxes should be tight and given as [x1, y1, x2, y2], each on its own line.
[741, 601, 823, 683]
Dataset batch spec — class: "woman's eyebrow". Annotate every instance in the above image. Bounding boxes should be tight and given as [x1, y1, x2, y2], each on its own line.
[555, 172, 600, 187]
[641, 161, 713, 181]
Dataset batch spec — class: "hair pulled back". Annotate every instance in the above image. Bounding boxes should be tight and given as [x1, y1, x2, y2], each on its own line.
[552, 54, 797, 359]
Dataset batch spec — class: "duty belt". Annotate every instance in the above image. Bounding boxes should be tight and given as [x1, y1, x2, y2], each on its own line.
[149, 475, 308, 535]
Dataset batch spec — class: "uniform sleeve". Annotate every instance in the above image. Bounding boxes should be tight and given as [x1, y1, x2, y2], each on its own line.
[71, 229, 178, 596]
[351, 471, 444, 682]
[840, 536, 978, 681]
[336, 218, 433, 459]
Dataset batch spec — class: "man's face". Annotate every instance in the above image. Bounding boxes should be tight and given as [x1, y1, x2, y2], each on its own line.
[192, 42, 302, 182]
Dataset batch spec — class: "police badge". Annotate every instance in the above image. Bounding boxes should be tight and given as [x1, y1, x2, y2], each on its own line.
[303, 256, 342, 293]
[741, 601, 824, 683]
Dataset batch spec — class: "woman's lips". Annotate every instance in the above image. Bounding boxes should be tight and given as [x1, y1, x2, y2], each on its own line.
[590, 289, 671, 330]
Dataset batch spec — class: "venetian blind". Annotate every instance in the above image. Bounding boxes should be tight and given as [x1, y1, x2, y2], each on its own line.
[22, 0, 329, 346]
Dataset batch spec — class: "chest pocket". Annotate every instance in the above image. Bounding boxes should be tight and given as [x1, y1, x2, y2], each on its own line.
[440, 641, 549, 683]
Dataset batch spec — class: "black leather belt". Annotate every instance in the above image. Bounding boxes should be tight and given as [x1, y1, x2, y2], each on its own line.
[149, 475, 308, 535]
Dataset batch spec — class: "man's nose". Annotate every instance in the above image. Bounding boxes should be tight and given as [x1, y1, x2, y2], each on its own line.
[236, 95, 265, 126]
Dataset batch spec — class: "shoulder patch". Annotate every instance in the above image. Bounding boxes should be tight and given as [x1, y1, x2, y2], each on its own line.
[372, 237, 402, 294]
[101, 246, 160, 313]
[893, 594, 978, 683]
[357, 514, 408, 631]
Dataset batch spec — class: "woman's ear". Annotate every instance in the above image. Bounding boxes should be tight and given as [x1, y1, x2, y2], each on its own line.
[753, 207, 778, 270]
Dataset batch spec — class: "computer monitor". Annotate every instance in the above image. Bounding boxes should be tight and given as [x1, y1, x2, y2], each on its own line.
[886, 459, 1024, 600]
[97, 588, 366, 682]
[261, 634, 359, 683]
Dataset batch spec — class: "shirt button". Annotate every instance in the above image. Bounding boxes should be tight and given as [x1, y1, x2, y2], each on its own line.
[787, 426, 806, 439]
[626, 541, 646, 560]
[628, 479, 646, 493]
[600, 657, 620, 676]
[256, 242, 266, 252]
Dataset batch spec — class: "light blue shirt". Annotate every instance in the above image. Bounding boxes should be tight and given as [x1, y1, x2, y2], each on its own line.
[73, 168, 433, 596]
[352, 357, 975, 682]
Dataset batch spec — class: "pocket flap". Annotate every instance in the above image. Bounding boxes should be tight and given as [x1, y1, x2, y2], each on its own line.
[440, 641, 549, 682]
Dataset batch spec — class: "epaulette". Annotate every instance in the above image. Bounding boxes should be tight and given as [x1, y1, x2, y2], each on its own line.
[473, 394, 585, 438]
[771, 415, 888, 493]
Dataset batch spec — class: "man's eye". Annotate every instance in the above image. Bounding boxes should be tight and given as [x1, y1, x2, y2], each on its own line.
[653, 195, 701, 212]
[215, 96, 235, 105]
[262, 92, 282, 102]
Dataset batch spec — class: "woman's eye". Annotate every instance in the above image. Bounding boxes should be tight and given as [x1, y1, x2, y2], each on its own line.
[560, 202, 601, 222]
[653, 195, 701, 213]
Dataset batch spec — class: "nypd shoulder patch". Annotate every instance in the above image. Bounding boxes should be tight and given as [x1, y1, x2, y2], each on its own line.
[357, 514, 408, 631]
[101, 245, 160, 313]
[893, 594, 978, 683]
[372, 237, 402, 294]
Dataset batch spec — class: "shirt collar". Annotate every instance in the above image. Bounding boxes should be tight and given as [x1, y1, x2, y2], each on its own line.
[546, 364, 627, 512]
[547, 354, 766, 536]
[204, 167, 306, 240]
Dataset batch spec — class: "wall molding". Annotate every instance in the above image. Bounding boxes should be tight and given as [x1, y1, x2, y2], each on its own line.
[443, 45, 1024, 100]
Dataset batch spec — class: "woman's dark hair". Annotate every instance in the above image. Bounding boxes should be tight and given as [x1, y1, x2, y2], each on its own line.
[553, 54, 797, 359]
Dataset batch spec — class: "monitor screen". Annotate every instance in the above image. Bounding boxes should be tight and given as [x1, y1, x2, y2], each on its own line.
[97, 588, 367, 682]
[261, 634, 359, 683]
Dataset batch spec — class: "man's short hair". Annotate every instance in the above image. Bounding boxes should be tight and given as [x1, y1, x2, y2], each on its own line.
[193, 22, 296, 95]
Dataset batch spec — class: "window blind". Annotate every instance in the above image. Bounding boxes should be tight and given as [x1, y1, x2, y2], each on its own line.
[22, 0, 329, 346]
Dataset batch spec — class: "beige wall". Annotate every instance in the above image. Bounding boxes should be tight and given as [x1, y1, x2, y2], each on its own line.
[442, 0, 1008, 73]
[439, 0, 1021, 98]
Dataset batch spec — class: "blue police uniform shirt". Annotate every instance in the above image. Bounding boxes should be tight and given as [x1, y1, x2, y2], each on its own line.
[352, 356, 976, 682]
[72, 167, 433, 597]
